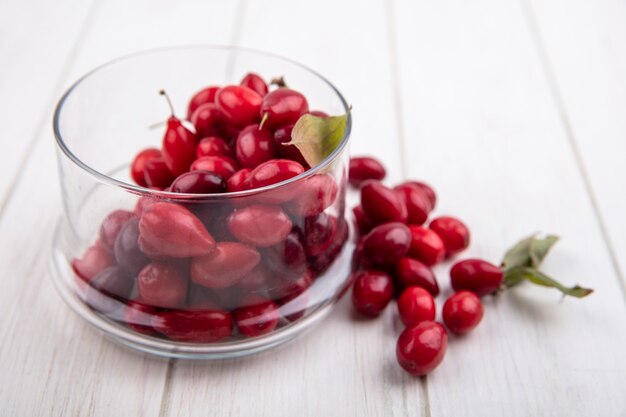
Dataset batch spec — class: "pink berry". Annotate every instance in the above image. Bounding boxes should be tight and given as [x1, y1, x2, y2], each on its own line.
[191, 242, 261, 289]
[227, 205, 292, 247]
[351, 270, 394, 317]
[99, 209, 134, 250]
[450, 259, 503, 296]
[397, 287, 436, 327]
[429, 216, 470, 256]
[361, 180, 408, 225]
[407, 225, 446, 266]
[289, 174, 338, 217]
[442, 291, 484, 334]
[138, 202, 215, 258]
[396, 321, 447, 376]
[137, 262, 188, 308]
[72, 243, 114, 282]
[394, 257, 439, 296]
[362, 222, 411, 266]
[349, 157, 386, 187]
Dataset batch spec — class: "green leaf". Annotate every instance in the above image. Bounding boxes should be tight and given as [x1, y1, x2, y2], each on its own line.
[501, 234, 536, 272]
[284, 111, 349, 167]
[504, 267, 593, 298]
[529, 235, 559, 268]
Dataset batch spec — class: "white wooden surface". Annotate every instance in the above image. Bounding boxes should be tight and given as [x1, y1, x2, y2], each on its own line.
[1, 0, 625, 415]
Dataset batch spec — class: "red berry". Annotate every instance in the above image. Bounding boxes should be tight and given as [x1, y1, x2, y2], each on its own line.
[450, 259, 503, 296]
[238, 263, 270, 290]
[152, 307, 233, 343]
[170, 170, 226, 194]
[349, 157, 386, 187]
[114, 218, 149, 274]
[429, 216, 470, 256]
[394, 257, 439, 296]
[397, 287, 436, 327]
[131, 148, 161, 187]
[72, 243, 114, 281]
[263, 231, 307, 280]
[124, 300, 157, 335]
[240, 72, 268, 96]
[227, 205, 292, 247]
[137, 262, 188, 308]
[216, 85, 262, 127]
[274, 270, 313, 321]
[190, 156, 239, 180]
[162, 116, 197, 177]
[351, 270, 394, 317]
[248, 159, 304, 189]
[361, 180, 408, 225]
[260, 88, 309, 129]
[396, 321, 447, 376]
[234, 296, 280, 337]
[138, 202, 215, 258]
[191, 103, 223, 138]
[352, 205, 373, 235]
[308, 218, 348, 274]
[196, 136, 233, 159]
[235, 124, 277, 168]
[289, 174, 338, 216]
[99, 210, 134, 250]
[394, 183, 431, 225]
[403, 181, 436, 210]
[187, 86, 219, 119]
[362, 222, 411, 266]
[226, 168, 252, 192]
[143, 155, 175, 189]
[273, 124, 308, 166]
[407, 225, 446, 266]
[442, 291, 484, 334]
[191, 242, 261, 289]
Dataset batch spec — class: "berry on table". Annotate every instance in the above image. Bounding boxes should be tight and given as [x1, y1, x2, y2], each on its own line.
[396, 321, 448, 376]
[397, 287, 436, 327]
[442, 291, 484, 335]
[450, 259, 503, 296]
[429, 216, 470, 257]
[351, 270, 394, 317]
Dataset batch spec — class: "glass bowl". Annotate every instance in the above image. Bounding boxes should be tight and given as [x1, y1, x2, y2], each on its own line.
[51, 46, 353, 359]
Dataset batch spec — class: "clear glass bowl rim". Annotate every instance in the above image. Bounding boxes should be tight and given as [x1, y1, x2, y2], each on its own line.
[52, 44, 352, 202]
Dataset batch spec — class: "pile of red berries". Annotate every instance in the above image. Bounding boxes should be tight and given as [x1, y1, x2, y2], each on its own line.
[71, 73, 348, 343]
[349, 156, 503, 376]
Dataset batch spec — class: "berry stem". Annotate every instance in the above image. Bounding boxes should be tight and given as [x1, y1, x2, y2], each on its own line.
[159, 89, 175, 117]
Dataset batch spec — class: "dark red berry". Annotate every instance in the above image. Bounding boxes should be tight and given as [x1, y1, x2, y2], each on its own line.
[187, 86, 219, 119]
[352, 205, 373, 235]
[429, 216, 470, 256]
[394, 257, 439, 296]
[442, 291, 484, 334]
[226, 168, 252, 192]
[124, 300, 157, 335]
[227, 205, 292, 247]
[361, 180, 408, 225]
[248, 159, 304, 189]
[234, 296, 280, 337]
[260, 88, 309, 129]
[235, 124, 277, 168]
[82, 267, 133, 315]
[362, 222, 411, 266]
[114, 217, 150, 274]
[138, 202, 215, 258]
[351, 270, 394, 316]
[159, 90, 197, 177]
[191, 103, 223, 138]
[216, 85, 262, 127]
[191, 242, 261, 289]
[349, 157, 386, 187]
[131, 148, 161, 187]
[99, 210, 134, 250]
[407, 225, 446, 266]
[263, 231, 307, 280]
[396, 321, 447, 376]
[394, 183, 431, 225]
[170, 170, 226, 194]
[273, 124, 308, 166]
[403, 181, 436, 210]
[143, 155, 175, 189]
[190, 156, 239, 180]
[137, 262, 188, 308]
[196, 135, 233, 159]
[276, 270, 313, 322]
[240, 72, 268, 97]
[450, 259, 503, 297]
[397, 287, 436, 327]
[152, 307, 233, 343]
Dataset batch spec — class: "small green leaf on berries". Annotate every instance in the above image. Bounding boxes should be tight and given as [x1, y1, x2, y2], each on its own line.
[529, 235, 559, 268]
[285, 111, 350, 167]
[501, 234, 536, 272]
[504, 267, 593, 298]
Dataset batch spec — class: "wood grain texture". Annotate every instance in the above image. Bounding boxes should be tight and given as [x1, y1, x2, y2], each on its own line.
[392, 0, 626, 415]
[0, 1, 240, 416]
[527, 0, 626, 286]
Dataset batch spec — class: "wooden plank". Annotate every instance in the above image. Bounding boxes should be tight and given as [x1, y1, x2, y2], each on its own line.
[0, 1, 241, 416]
[392, 0, 626, 416]
[526, 0, 626, 286]
[160, 1, 426, 416]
